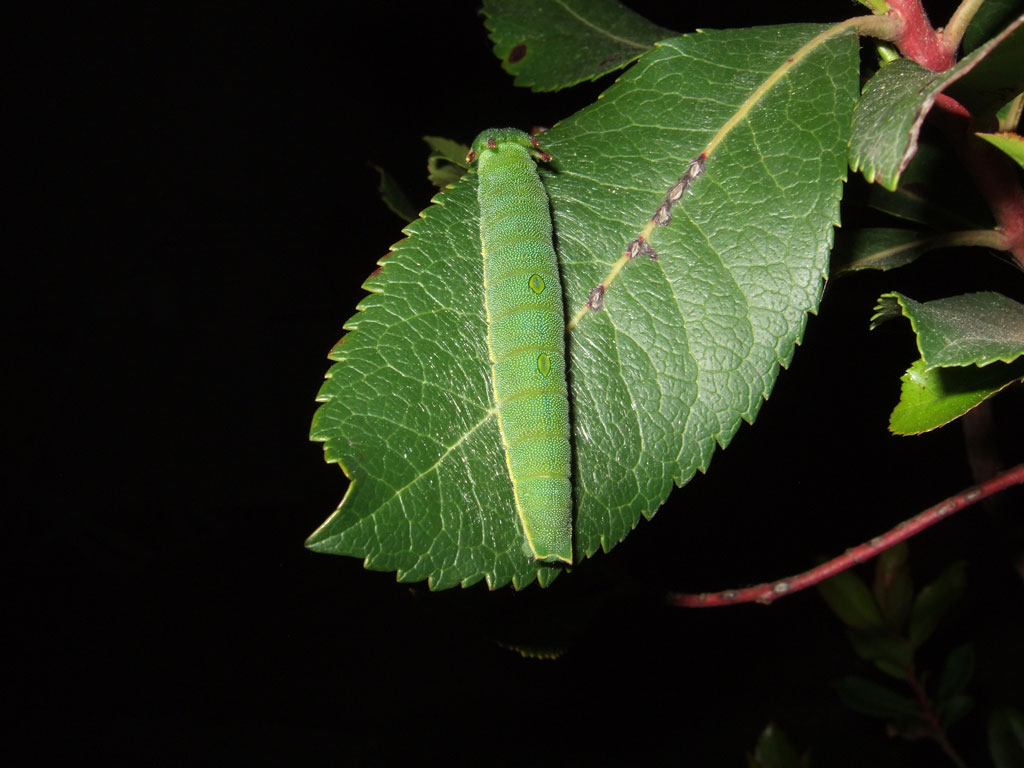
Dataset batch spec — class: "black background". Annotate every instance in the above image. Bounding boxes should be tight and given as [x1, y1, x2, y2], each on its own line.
[10, 1, 1023, 764]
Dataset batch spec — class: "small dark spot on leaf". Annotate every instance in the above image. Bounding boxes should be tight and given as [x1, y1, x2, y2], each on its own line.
[508, 44, 528, 64]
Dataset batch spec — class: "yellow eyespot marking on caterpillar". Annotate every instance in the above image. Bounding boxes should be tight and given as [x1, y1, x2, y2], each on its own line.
[529, 273, 545, 294]
[537, 353, 551, 377]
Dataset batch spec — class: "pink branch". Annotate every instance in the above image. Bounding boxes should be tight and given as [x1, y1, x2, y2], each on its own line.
[907, 666, 970, 768]
[668, 464, 1024, 609]
[886, 0, 956, 71]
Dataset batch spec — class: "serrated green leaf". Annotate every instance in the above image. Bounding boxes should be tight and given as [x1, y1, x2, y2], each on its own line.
[989, 707, 1024, 768]
[423, 136, 470, 168]
[834, 676, 921, 721]
[871, 292, 1024, 434]
[873, 542, 913, 630]
[874, 292, 1024, 368]
[832, 227, 1006, 273]
[936, 643, 975, 706]
[748, 722, 805, 768]
[309, 25, 860, 589]
[482, 0, 676, 91]
[831, 227, 933, 273]
[869, 293, 905, 328]
[371, 164, 419, 223]
[976, 131, 1024, 168]
[850, 16, 1024, 190]
[426, 157, 465, 190]
[424, 136, 470, 189]
[818, 569, 885, 631]
[849, 59, 949, 191]
[889, 356, 1024, 434]
[908, 561, 967, 648]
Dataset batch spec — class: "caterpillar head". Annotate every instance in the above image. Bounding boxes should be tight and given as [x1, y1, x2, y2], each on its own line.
[466, 128, 552, 165]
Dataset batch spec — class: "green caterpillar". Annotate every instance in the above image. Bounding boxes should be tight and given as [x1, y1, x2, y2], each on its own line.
[467, 128, 572, 565]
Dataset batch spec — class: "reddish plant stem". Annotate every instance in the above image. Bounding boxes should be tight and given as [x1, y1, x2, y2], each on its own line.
[906, 665, 969, 768]
[886, 0, 956, 71]
[668, 463, 1024, 608]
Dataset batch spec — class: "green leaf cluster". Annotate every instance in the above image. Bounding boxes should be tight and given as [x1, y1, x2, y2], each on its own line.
[871, 292, 1024, 434]
[818, 544, 975, 739]
[832, 16, 1024, 431]
[820, 547, 1022, 767]
[848, 18, 1023, 192]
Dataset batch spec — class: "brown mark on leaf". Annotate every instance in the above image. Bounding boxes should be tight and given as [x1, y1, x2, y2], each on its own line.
[688, 152, 707, 179]
[508, 44, 528, 64]
[652, 151, 706, 228]
[666, 177, 689, 204]
[625, 236, 645, 259]
[587, 284, 606, 311]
